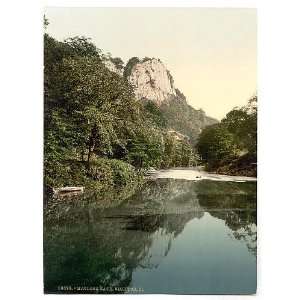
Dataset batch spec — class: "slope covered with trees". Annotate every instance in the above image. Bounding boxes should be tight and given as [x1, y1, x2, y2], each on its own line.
[160, 94, 218, 145]
[44, 19, 199, 191]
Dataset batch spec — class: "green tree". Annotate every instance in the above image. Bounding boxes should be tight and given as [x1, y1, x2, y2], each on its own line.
[64, 36, 101, 58]
[123, 57, 140, 78]
[143, 100, 167, 128]
[196, 124, 236, 169]
[222, 95, 257, 156]
[49, 56, 141, 166]
[126, 129, 163, 169]
[109, 57, 124, 70]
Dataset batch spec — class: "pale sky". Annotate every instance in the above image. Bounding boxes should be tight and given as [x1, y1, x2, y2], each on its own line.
[45, 7, 256, 120]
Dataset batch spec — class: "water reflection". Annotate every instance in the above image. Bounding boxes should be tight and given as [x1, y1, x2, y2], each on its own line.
[44, 179, 256, 294]
[195, 180, 257, 256]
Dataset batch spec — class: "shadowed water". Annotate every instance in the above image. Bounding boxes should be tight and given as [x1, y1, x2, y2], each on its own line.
[44, 177, 257, 294]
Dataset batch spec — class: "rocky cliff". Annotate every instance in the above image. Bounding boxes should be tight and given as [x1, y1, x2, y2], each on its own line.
[109, 57, 218, 143]
[127, 58, 177, 105]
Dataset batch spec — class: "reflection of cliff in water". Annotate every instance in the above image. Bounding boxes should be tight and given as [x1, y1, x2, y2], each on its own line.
[44, 178, 257, 293]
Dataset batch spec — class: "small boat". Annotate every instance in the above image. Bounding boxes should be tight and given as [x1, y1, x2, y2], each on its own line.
[53, 186, 84, 194]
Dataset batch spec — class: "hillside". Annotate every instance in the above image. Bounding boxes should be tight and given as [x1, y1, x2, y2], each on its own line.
[44, 34, 209, 190]
[107, 57, 218, 143]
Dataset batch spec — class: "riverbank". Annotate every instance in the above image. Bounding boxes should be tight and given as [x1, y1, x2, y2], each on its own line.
[214, 154, 257, 177]
[149, 167, 257, 182]
[44, 157, 145, 199]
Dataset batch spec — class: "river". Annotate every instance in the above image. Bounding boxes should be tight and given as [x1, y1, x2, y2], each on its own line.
[44, 167, 257, 294]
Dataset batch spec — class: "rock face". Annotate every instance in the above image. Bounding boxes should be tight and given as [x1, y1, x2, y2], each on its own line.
[127, 58, 177, 106]
[111, 57, 219, 143]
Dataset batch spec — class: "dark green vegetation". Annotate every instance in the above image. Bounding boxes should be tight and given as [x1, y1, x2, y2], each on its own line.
[196, 96, 257, 176]
[160, 95, 217, 144]
[44, 20, 198, 191]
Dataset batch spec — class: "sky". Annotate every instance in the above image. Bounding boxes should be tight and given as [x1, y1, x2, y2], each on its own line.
[45, 7, 256, 120]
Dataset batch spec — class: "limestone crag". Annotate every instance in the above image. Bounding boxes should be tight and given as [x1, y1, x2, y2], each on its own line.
[104, 56, 219, 142]
[127, 58, 177, 106]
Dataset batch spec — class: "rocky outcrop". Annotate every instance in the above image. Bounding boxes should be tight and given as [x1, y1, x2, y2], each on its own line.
[123, 57, 218, 142]
[127, 58, 177, 106]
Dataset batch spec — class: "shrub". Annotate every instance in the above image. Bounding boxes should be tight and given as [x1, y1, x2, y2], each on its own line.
[88, 158, 136, 187]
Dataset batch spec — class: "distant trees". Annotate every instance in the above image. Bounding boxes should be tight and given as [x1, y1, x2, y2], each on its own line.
[126, 133, 163, 169]
[161, 134, 198, 168]
[143, 100, 167, 128]
[196, 96, 257, 173]
[160, 99, 217, 145]
[109, 57, 124, 70]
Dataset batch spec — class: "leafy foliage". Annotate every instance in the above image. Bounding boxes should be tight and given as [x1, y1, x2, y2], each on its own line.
[64, 36, 100, 58]
[197, 96, 257, 174]
[109, 57, 124, 70]
[222, 95, 257, 156]
[160, 98, 218, 145]
[44, 27, 199, 190]
[196, 124, 236, 169]
[142, 100, 167, 128]
[123, 57, 140, 78]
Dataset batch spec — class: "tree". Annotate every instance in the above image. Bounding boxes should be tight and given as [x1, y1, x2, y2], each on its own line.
[222, 95, 257, 156]
[196, 124, 236, 169]
[126, 129, 163, 169]
[44, 15, 49, 29]
[48, 56, 142, 167]
[143, 100, 167, 128]
[109, 57, 124, 70]
[196, 95, 257, 173]
[64, 36, 101, 58]
[123, 57, 140, 78]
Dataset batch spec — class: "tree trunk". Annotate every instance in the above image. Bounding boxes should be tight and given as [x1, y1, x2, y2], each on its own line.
[87, 139, 94, 168]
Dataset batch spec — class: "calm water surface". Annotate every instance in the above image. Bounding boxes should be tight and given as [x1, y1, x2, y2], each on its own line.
[44, 176, 257, 294]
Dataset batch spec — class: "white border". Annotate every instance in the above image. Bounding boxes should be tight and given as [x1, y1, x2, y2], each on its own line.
[45, 0, 257, 8]
[2, 0, 300, 299]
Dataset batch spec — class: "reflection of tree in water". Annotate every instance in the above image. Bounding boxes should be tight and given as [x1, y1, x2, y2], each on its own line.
[195, 180, 257, 256]
[44, 179, 204, 293]
[44, 179, 257, 293]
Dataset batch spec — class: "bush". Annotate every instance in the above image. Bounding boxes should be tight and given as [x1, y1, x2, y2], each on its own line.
[44, 157, 138, 192]
[88, 158, 136, 187]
